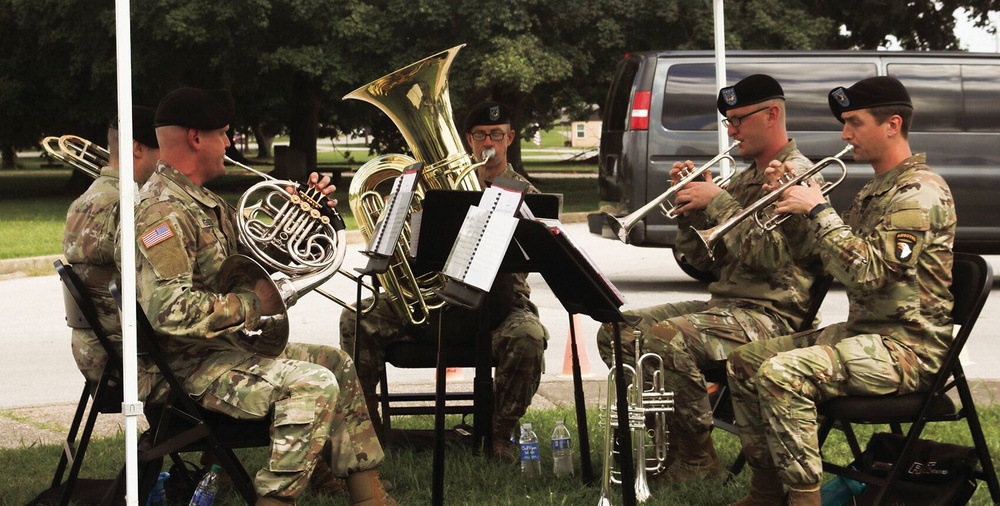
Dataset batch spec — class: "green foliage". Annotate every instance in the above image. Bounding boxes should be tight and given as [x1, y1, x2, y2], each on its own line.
[4, 406, 1000, 504]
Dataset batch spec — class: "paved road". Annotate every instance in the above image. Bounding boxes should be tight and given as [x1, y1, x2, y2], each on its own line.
[2, 221, 1000, 410]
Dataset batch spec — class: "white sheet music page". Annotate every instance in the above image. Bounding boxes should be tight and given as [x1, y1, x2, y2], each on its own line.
[367, 168, 418, 257]
[442, 185, 523, 292]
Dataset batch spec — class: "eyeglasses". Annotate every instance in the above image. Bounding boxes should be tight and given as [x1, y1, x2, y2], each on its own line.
[721, 106, 769, 128]
[470, 130, 509, 142]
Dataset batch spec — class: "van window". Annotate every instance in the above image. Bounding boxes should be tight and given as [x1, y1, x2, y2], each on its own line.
[887, 64, 962, 132]
[605, 57, 641, 132]
[960, 65, 1000, 133]
[661, 62, 877, 132]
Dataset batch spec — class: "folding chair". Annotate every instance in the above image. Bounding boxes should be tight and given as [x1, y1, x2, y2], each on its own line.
[708, 274, 835, 476]
[45, 261, 125, 506]
[816, 252, 1000, 504]
[109, 282, 271, 505]
[377, 305, 498, 451]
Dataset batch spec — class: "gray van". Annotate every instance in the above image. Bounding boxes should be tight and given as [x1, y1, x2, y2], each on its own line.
[589, 50, 1000, 280]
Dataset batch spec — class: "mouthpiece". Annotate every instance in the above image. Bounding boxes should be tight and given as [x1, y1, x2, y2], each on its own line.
[480, 148, 495, 162]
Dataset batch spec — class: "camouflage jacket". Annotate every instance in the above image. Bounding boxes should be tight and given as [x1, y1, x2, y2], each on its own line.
[675, 140, 824, 331]
[63, 167, 125, 373]
[134, 162, 262, 398]
[785, 153, 956, 385]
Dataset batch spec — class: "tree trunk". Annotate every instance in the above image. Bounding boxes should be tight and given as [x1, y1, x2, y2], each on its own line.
[1, 145, 15, 170]
[252, 125, 274, 159]
[493, 89, 529, 181]
[288, 73, 320, 174]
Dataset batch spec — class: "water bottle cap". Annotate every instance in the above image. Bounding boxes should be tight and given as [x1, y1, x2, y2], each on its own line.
[522, 422, 532, 430]
[210, 464, 222, 473]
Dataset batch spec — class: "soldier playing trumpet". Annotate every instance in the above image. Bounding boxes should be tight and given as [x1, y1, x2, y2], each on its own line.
[595, 74, 825, 485]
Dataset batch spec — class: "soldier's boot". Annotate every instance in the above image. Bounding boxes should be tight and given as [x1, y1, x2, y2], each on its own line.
[785, 483, 821, 506]
[309, 458, 347, 496]
[662, 429, 725, 482]
[728, 467, 786, 506]
[490, 418, 519, 464]
[346, 469, 397, 506]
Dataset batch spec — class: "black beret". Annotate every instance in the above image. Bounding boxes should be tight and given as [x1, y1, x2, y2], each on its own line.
[155, 87, 235, 130]
[828, 76, 912, 123]
[131, 106, 158, 148]
[464, 101, 511, 133]
[109, 106, 159, 148]
[717, 74, 784, 114]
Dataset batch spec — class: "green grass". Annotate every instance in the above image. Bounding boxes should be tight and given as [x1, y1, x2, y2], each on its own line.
[0, 159, 598, 260]
[5, 406, 1000, 504]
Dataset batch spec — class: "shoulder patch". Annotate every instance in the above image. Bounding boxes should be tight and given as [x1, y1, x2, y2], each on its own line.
[895, 232, 917, 262]
[141, 221, 175, 249]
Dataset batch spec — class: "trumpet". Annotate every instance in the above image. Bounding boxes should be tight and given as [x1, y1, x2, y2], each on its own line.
[604, 141, 740, 244]
[694, 145, 853, 258]
[598, 330, 675, 504]
[42, 134, 110, 178]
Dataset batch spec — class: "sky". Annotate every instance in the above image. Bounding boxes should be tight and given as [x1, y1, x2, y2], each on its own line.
[954, 8, 999, 52]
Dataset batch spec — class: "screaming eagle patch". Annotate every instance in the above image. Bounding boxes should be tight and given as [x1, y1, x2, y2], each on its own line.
[895, 232, 917, 262]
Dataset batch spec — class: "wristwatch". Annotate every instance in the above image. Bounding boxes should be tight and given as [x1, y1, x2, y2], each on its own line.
[809, 202, 832, 219]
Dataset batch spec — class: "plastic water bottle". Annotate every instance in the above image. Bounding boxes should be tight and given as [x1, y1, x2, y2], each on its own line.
[519, 422, 541, 477]
[146, 471, 169, 506]
[551, 420, 574, 477]
[189, 464, 221, 506]
[820, 473, 867, 506]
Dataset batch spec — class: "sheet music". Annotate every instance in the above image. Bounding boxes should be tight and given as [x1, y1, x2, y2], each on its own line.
[442, 185, 524, 292]
[367, 167, 419, 257]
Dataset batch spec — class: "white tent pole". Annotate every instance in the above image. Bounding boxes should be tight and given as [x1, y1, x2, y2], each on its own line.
[713, 0, 731, 175]
[114, 0, 141, 503]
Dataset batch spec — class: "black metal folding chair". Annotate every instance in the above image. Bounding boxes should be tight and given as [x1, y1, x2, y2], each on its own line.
[815, 252, 999, 504]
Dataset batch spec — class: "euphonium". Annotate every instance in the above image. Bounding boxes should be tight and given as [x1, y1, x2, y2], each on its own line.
[598, 330, 675, 504]
[344, 44, 482, 326]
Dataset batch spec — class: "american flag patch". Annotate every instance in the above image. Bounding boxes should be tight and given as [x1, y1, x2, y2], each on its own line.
[141, 222, 174, 249]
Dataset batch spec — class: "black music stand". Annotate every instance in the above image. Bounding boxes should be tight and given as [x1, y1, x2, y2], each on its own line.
[416, 189, 560, 506]
[514, 218, 640, 505]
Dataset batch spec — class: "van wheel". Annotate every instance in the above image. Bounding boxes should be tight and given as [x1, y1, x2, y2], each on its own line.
[673, 249, 717, 283]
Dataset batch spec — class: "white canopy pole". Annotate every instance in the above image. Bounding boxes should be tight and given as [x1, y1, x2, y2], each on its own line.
[114, 0, 141, 503]
[713, 0, 731, 174]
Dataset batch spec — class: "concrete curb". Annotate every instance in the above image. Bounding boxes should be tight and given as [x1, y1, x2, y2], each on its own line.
[0, 212, 593, 280]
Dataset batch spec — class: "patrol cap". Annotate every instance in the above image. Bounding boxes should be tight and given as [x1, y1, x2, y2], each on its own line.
[110, 106, 159, 148]
[717, 74, 784, 114]
[828, 76, 912, 123]
[155, 87, 235, 130]
[464, 101, 511, 133]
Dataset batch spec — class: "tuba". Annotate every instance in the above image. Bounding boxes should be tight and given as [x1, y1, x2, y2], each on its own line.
[344, 44, 482, 326]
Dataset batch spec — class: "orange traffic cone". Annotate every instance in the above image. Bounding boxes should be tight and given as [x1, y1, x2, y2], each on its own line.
[561, 313, 593, 377]
[433, 367, 465, 381]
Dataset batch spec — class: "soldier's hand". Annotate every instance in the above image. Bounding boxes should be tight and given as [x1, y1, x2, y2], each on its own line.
[255, 278, 284, 316]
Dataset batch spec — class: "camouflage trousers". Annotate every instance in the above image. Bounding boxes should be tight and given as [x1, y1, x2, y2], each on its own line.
[595, 299, 791, 435]
[727, 323, 908, 487]
[198, 342, 384, 499]
[341, 299, 547, 439]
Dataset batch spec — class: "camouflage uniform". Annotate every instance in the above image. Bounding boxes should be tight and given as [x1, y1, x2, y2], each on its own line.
[63, 167, 130, 382]
[728, 153, 956, 487]
[134, 162, 383, 500]
[340, 165, 549, 441]
[596, 141, 823, 435]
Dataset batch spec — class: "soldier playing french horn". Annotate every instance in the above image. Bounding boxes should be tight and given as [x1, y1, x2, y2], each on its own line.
[133, 87, 395, 505]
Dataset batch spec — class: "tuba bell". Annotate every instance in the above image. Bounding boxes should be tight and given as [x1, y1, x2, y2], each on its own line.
[344, 44, 482, 326]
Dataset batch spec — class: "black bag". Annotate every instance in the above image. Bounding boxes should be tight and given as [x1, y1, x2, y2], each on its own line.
[855, 432, 978, 505]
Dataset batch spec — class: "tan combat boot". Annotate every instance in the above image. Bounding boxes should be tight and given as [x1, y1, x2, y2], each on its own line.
[346, 469, 397, 506]
[728, 467, 786, 506]
[490, 418, 519, 463]
[786, 483, 821, 506]
[309, 458, 348, 496]
[662, 429, 726, 482]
